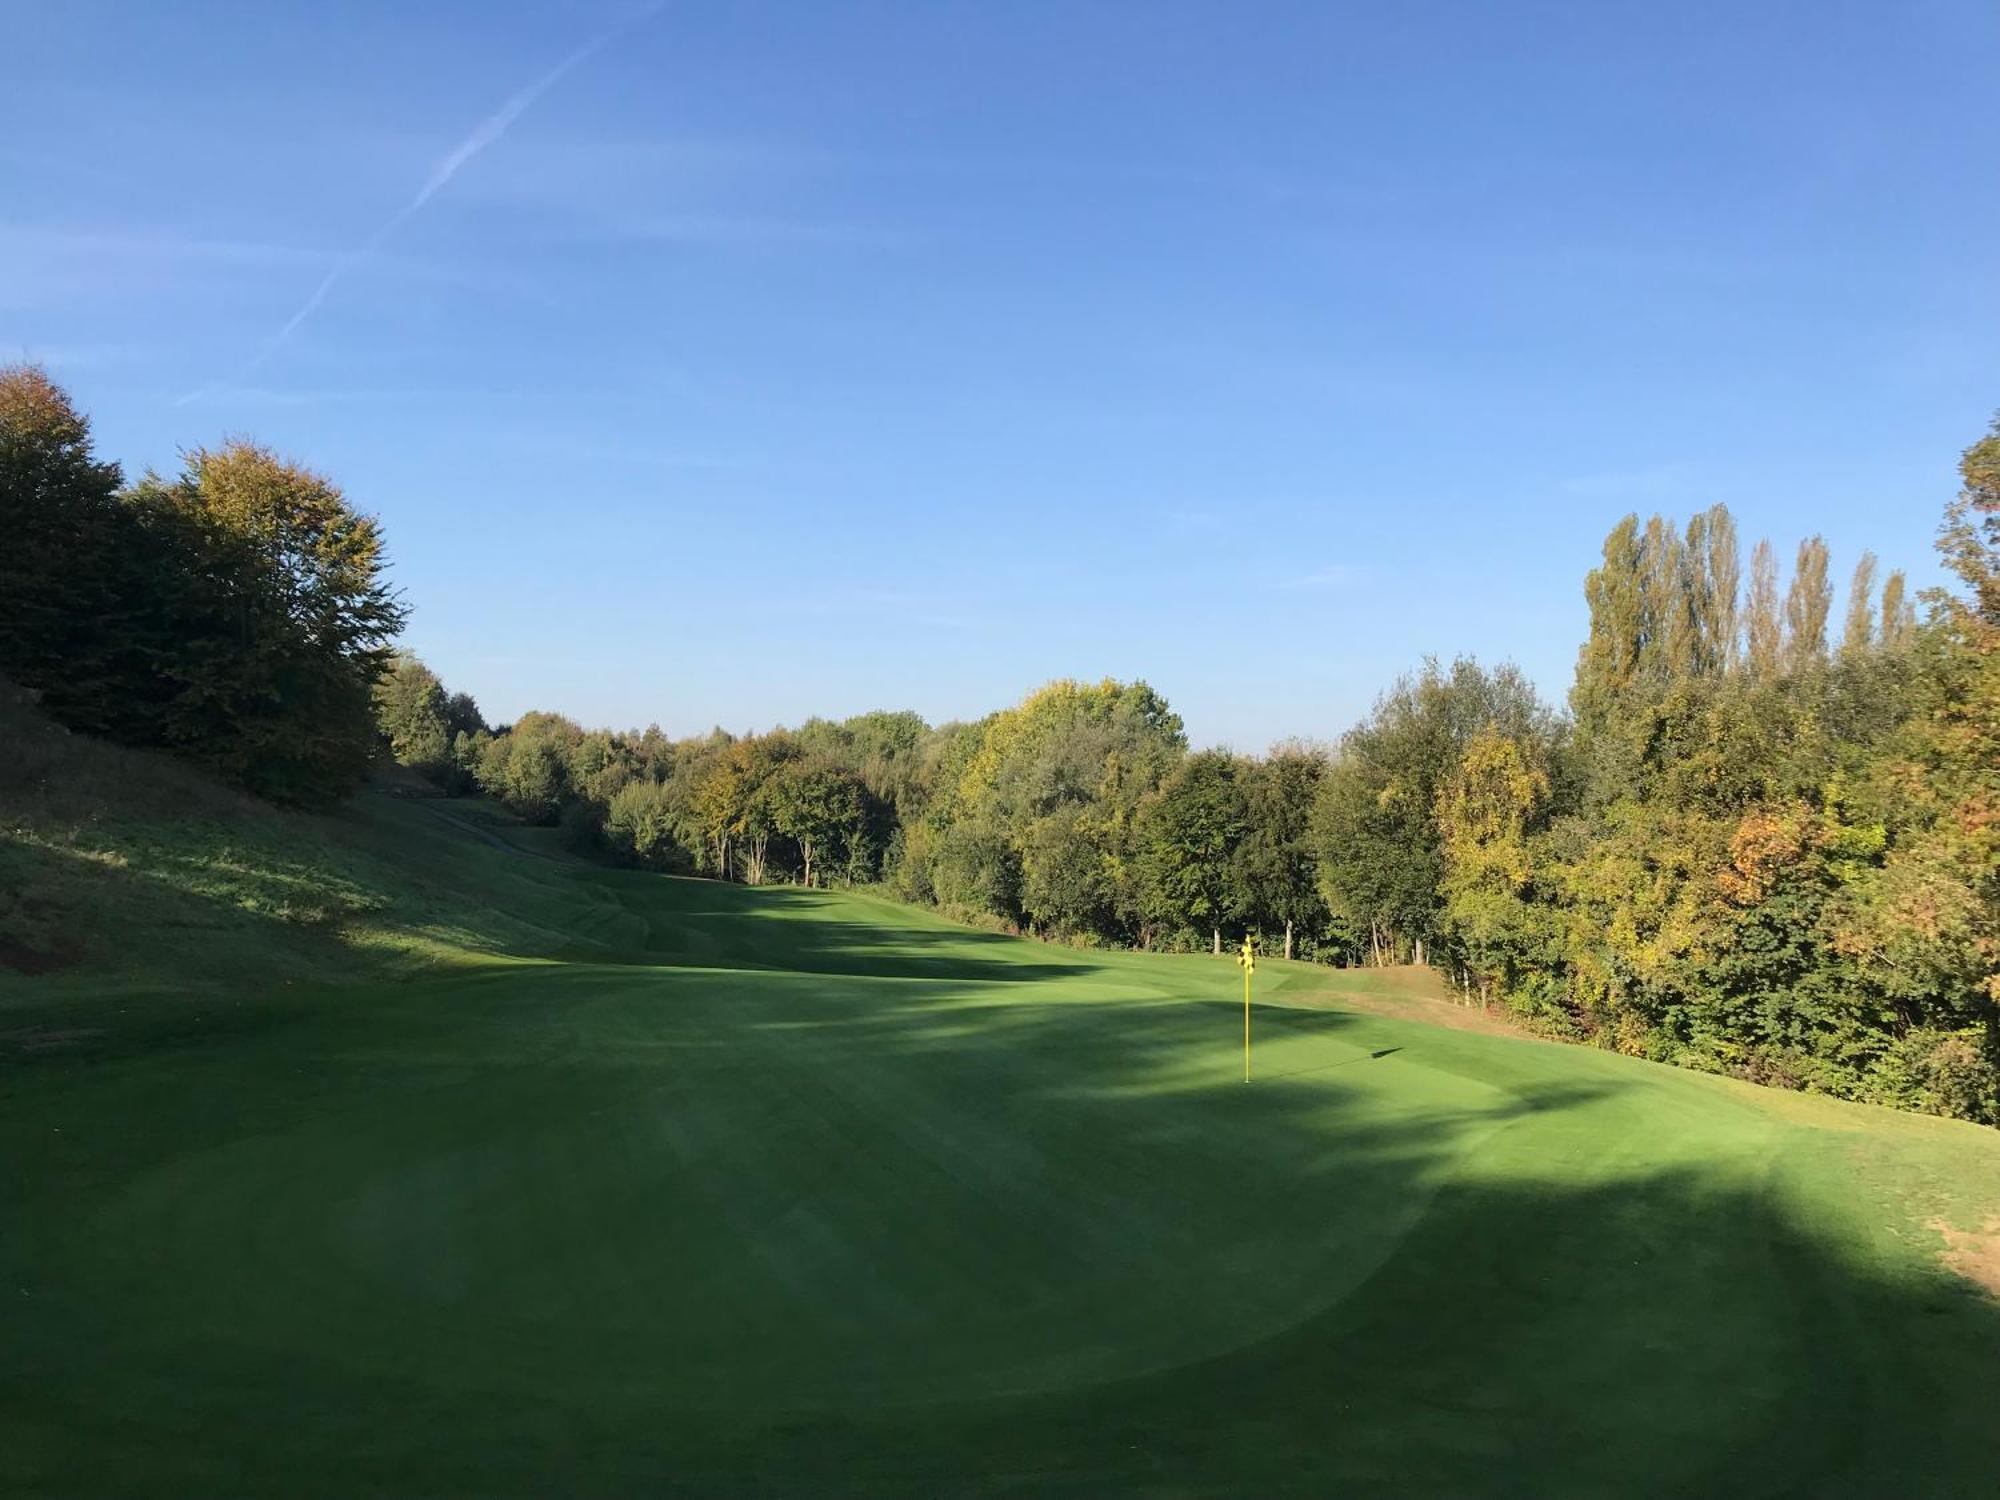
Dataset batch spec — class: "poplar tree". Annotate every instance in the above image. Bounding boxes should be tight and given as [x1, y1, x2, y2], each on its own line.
[1639, 514, 1691, 685]
[1745, 538, 1782, 676]
[1879, 570, 1916, 649]
[1841, 551, 1878, 657]
[1783, 535, 1832, 673]
[1698, 504, 1741, 673]
[1573, 515, 1645, 729]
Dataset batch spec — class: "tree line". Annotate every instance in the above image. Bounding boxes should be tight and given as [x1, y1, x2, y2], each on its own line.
[1, 364, 403, 802]
[392, 672, 1333, 959]
[4, 364, 1994, 1121]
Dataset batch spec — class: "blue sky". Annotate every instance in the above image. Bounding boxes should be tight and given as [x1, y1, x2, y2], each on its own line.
[7, 1, 1996, 748]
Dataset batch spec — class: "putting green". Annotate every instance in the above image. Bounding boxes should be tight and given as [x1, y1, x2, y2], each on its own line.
[4, 809, 1999, 1495]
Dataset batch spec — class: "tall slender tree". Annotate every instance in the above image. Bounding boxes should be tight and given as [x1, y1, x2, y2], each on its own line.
[1640, 514, 1692, 684]
[1698, 504, 1741, 673]
[1573, 515, 1646, 729]
[1879, 569, 1916, 649]
[1745, 538, 1782, 677]
[1783, 535, 1832, 673]
[1840, 552, 1878, 657]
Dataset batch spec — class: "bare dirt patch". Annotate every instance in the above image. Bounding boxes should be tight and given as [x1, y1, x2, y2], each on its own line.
[0, 935, 83, 976]
[1931, 1216, 2000, 1299]
[1282, 964, 1538, 1039]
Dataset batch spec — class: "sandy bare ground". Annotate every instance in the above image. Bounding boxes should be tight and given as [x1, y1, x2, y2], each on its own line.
[1277, 962, 1541, 1039]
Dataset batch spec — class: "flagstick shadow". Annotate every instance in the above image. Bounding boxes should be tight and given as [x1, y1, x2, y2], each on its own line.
[1252, 1047, 1404, 1084]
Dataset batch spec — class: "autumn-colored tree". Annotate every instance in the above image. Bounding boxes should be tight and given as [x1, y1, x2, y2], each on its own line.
[123, 442, 407, 801]
[688, 742, 750, 878]
[1938, 414, 2000, 625]
[1436, 725, 1559, 1009]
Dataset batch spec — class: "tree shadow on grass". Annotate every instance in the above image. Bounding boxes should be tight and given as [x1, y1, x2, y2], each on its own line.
[584, 875, 1104, 984]
[542, 987, 2000, 1495]
[8, 944, 2000, 1499]
[867, 1174, 2000, 1500]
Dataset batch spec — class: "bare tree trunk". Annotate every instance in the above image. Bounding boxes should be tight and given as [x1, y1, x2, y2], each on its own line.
[1414, 936, 1425, 968]
[1212, 926, 1221, 956]
[1283, 919, 1294, 962]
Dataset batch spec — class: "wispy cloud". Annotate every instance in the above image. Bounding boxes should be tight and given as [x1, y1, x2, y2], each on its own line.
[176, 3, 663, 405]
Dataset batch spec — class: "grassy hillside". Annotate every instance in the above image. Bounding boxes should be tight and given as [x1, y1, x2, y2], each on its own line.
[1, 684, 648, 1014]
[5, 694, 2000, 1496]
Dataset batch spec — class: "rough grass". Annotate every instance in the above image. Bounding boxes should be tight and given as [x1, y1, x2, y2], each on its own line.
[0, 688, 615, 1008]
[5, 695, 2000, 1496]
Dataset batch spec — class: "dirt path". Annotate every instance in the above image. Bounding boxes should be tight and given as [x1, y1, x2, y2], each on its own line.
[1277, 964, 1541, 1040]
[420, 804, 563, 862]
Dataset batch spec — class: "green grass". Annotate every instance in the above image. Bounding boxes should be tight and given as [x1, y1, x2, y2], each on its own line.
[5, 714, 2000, 1494]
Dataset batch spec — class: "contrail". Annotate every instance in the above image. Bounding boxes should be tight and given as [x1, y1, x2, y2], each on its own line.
[177, 5, 660, 406]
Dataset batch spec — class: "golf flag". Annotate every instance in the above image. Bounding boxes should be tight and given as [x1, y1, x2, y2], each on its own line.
[1237, 935, 1256, 1082]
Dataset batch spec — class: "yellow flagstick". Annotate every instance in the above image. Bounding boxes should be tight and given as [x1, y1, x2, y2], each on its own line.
[1236, 935, 1257, 1082]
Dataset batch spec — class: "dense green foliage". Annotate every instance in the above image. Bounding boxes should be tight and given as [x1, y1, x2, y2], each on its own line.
[6, 728, 2000, 1495]
[371, 652, 486, 790]
[404, 673, 1342, 961]
[0, 365, 405, 803]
